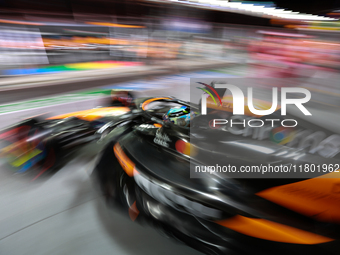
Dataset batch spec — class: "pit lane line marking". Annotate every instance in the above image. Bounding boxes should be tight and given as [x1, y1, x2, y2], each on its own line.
[0, 195, 100, 242]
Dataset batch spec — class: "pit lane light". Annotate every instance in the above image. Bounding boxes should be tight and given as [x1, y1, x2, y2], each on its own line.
[160, 0, 338, 21]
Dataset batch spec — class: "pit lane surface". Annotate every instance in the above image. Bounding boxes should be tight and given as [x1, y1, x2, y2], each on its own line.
[0, 157, 203, 255]
[1, 67, 339, 255]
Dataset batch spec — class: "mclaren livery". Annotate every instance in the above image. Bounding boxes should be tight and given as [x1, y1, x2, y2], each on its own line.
[0, 91, 135, 179]
[93, 94, 340, 254]
[1, 89, 340, 254]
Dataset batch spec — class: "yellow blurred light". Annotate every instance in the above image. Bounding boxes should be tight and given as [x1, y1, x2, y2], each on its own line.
[86, 22, 145, 28]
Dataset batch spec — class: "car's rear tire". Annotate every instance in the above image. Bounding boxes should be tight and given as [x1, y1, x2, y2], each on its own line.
[0, 119, 56, 179]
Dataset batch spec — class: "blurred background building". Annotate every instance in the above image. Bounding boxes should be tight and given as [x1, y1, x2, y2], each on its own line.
[1, 1, 340, 255]
[0, 0, 338, 75]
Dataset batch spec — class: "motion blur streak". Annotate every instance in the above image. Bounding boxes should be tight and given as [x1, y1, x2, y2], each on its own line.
[47, 107, 130, 121]
[257, 172, 340, 223]
[141, 98, 172, 111]
[216, 215, 334, 244]
[114, 143, 136, 177]
[1, 0, 340, 255]
[86, 22, 145, 28]
[31, 148, 55, 181]
[128, 201, 140, 222]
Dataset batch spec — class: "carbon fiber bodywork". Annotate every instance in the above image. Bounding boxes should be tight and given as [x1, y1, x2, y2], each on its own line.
[93, 97, 340, 255]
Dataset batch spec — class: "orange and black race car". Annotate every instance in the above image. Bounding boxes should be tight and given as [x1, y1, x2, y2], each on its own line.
[1, 89, 340, 254]
[92, 91, 340, 255]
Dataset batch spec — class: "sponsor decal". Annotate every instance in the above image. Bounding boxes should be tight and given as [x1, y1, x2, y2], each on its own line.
[270, 126, 296, 144]
[218, 116, 340, 158]
[136, 124, 156, 130]
[153, 129, 171, 148]
[175, 139, 198, 157]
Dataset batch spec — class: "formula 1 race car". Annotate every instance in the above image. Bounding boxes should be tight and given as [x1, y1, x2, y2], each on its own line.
[92, 95, 340, 255]
[1, 89, 340, 255]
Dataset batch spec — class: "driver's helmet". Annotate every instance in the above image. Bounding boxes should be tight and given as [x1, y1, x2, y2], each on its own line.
[162, 106, 197, 127]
